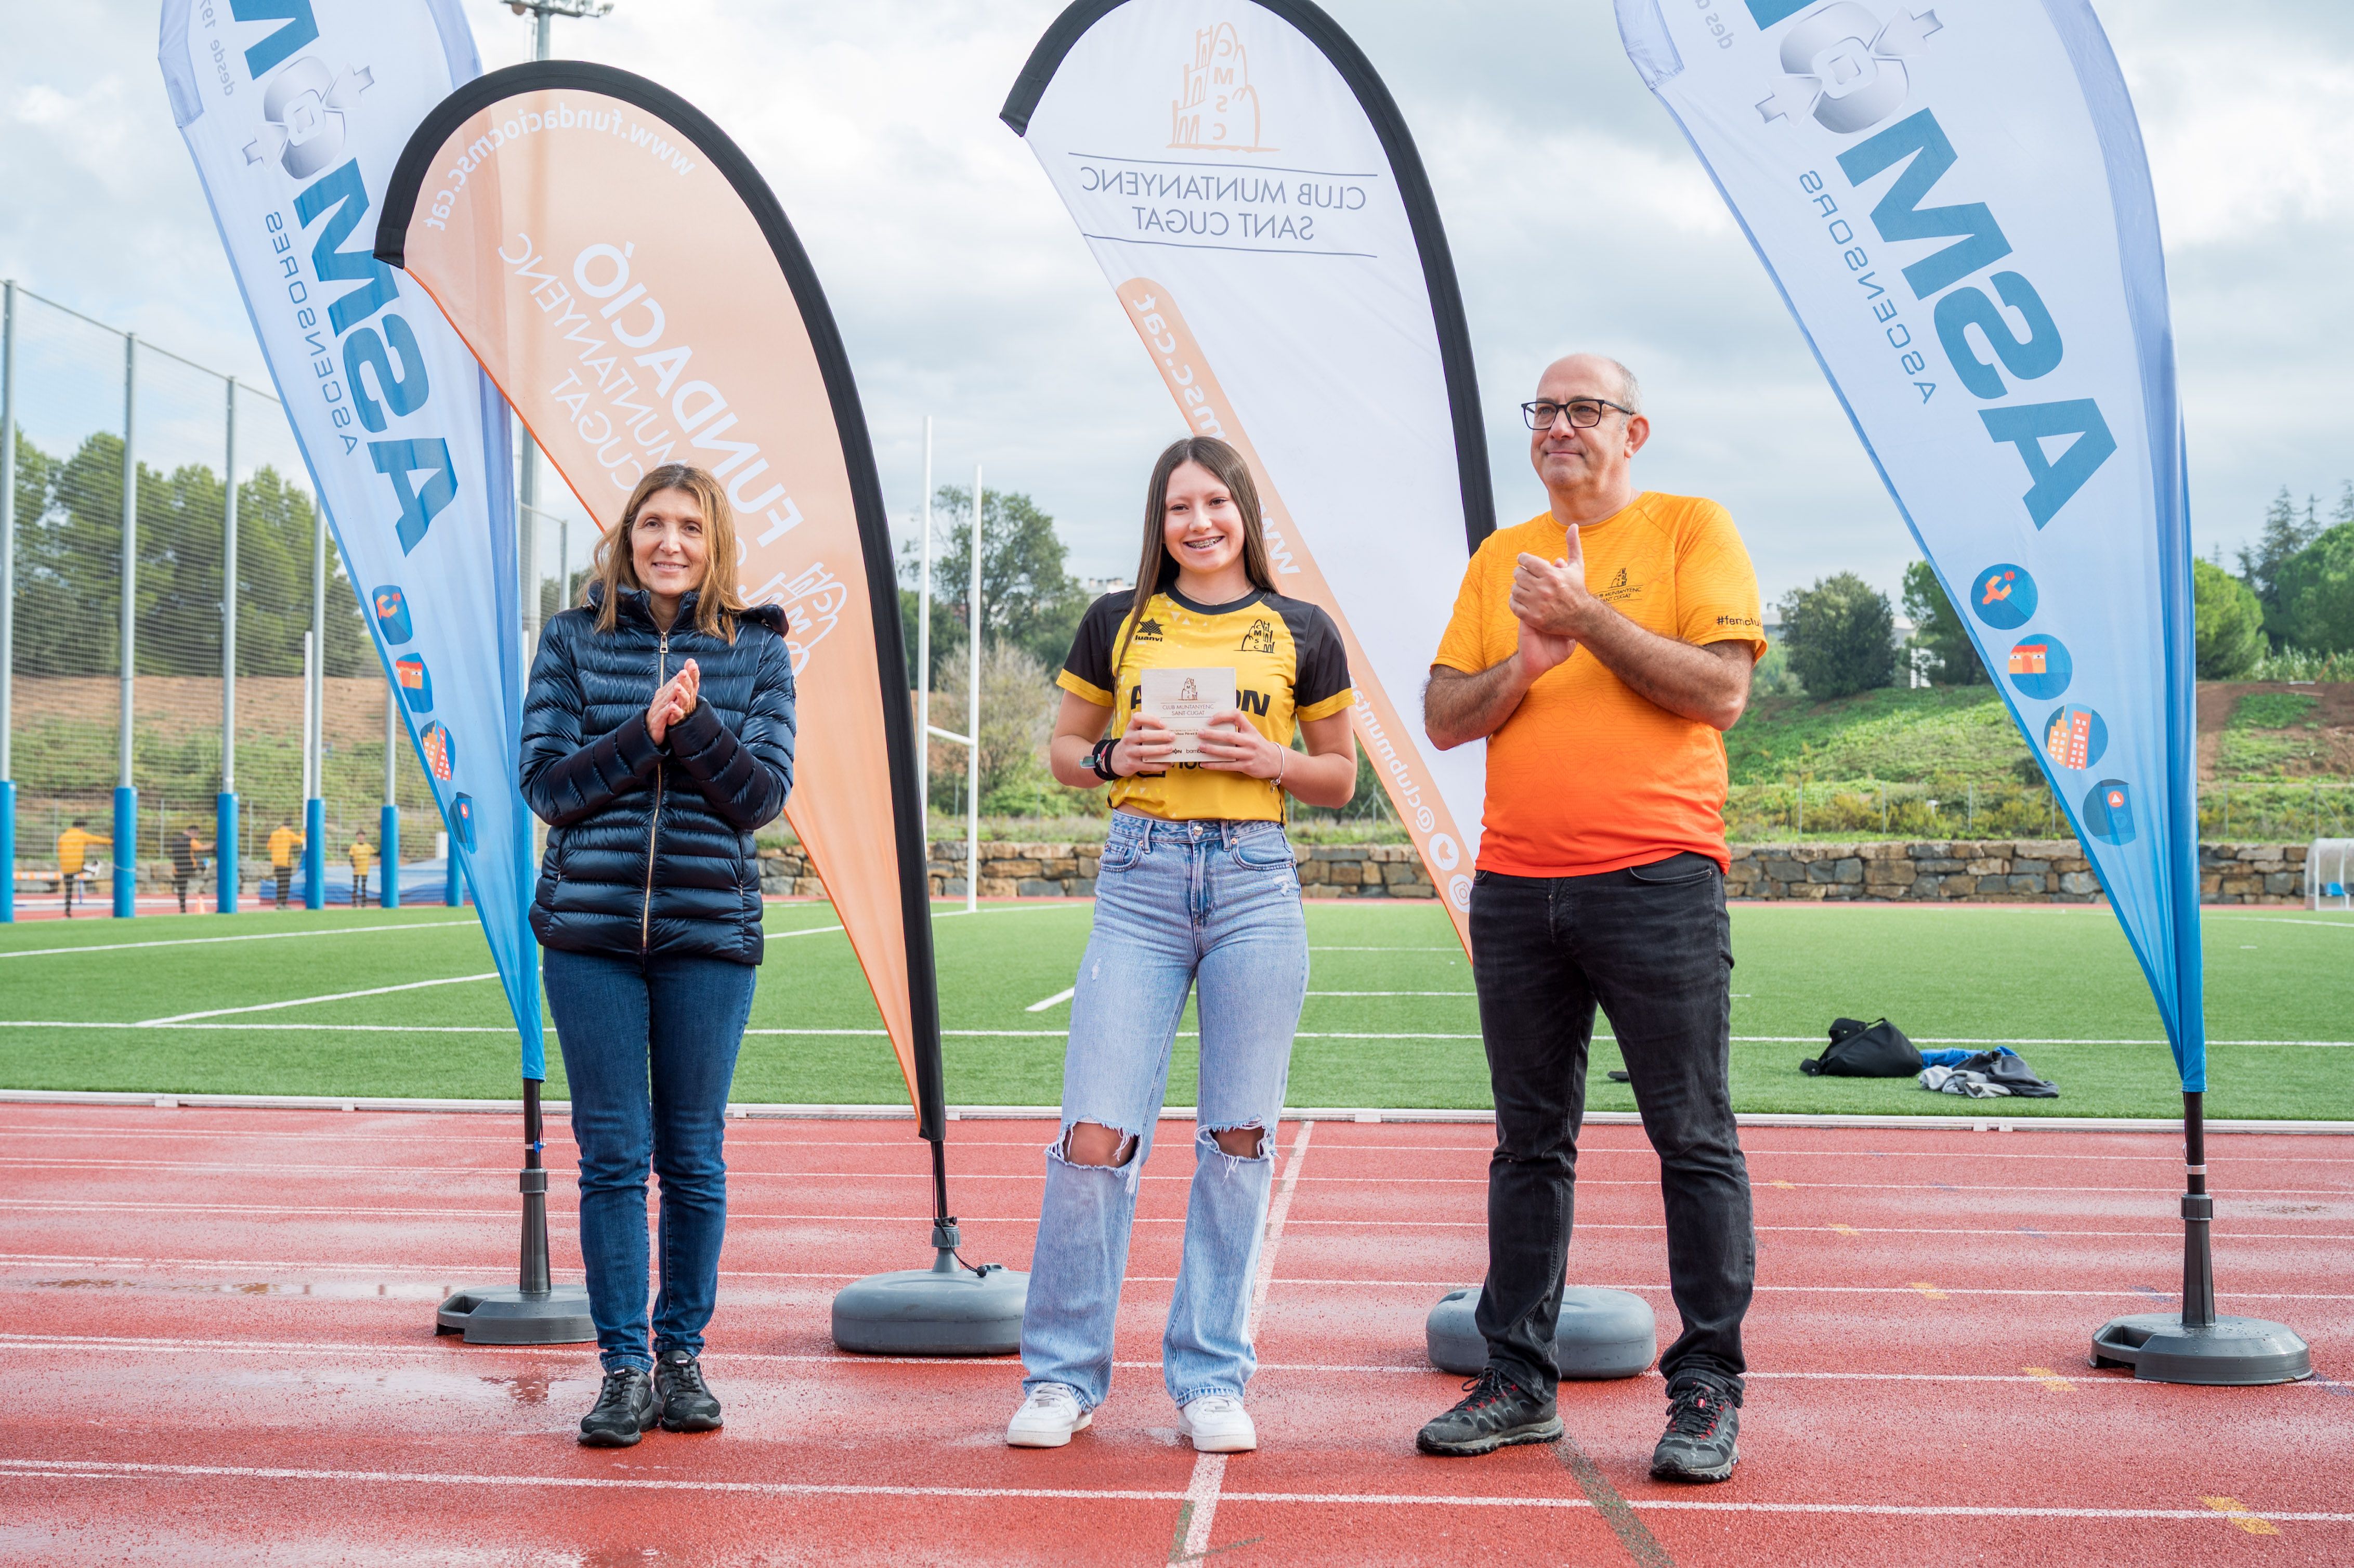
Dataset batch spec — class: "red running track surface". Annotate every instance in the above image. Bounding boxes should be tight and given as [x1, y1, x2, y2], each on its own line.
[1, 1106, 2348, 1565]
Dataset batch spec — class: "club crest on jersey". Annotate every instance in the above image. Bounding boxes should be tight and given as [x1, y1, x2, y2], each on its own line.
[1239, 618, 1275, 653]
[1134, 617, 1165, 641]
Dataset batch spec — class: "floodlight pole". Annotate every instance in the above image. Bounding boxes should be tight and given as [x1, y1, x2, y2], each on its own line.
[219, 377, 239, 914]
[966, 466, 983, 914]
[115, 334, 138, 919]
[917, 417, 933, 815]
[0, 280, 16, 923]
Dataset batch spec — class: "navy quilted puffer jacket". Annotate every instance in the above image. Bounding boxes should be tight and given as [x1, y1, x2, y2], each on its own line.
[519, 584, 795, 963]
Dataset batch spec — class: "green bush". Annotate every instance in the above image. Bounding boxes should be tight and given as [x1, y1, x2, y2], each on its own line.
[1777, 573, 1897, 700]
[2193, 559, 2267, 678]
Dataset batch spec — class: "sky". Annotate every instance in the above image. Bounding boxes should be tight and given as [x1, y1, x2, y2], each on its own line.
[4, 0, 2351, 609]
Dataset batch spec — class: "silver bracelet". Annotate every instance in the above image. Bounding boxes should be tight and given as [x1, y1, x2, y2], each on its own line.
[1275, 747, 1287, 789]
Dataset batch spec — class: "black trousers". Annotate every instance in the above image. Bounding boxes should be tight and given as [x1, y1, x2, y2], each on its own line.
[1470, 853, 1755, 1397]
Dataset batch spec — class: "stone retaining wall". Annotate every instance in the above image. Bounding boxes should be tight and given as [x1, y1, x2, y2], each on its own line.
[1729, 840, 2307, 904]
[757, 839, 2310, 905]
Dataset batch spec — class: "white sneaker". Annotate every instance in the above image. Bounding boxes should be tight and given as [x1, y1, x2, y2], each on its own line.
[1176, 1393, 1257, 1453]
[1006, 1383, 1091, 1448]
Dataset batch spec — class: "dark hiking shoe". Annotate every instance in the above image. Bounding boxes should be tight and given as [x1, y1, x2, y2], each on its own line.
[1650, 1376, 1741, 1482]
[579, 1366, 658, 1447]
[655, 1349, 723, 1432]
[1416, 1368, 1561, 1457]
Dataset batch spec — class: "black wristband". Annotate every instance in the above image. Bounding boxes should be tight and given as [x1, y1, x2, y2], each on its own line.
[1089, 737, 1121, 782]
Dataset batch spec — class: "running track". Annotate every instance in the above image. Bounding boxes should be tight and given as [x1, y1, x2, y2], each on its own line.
[1, 1106, 2347, 1564]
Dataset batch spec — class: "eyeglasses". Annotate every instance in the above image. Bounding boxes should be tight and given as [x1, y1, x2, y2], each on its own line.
[1522, 398, 1633, 431]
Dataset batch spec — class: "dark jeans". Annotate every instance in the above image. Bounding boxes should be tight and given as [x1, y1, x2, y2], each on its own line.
[1470, 853, 1754, 1398]
[544, 945, 757, 1371]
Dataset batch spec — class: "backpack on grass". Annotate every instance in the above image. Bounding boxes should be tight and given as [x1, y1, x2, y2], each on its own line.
[1800, 1017, 1923, 1078]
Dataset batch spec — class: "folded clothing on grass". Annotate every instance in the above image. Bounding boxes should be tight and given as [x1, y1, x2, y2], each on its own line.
[1920, 1049, 2059, 1099]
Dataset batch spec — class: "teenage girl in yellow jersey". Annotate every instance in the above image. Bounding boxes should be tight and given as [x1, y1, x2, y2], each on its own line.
[1005, 436, 1358, 1455]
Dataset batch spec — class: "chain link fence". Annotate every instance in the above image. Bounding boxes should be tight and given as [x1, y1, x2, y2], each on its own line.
[3, 281, 447, 913]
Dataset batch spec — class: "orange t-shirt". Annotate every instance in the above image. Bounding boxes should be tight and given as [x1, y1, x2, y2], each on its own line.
[1432, 492, 1766, 877]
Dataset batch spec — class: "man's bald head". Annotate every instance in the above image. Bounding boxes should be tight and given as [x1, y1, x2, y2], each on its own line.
[1528, 354, 1651, 525]
[1537, 354, 1641, 414]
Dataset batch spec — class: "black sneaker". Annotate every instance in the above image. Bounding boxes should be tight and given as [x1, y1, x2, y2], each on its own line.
[579, 1365, 658, 1447]
[1416, 1367, 1562, 1457]
[1650, 1375, 1741, 1482]
[654, 1348, 723, 1433]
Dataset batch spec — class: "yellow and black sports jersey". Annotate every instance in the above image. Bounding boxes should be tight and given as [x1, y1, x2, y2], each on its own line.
[1057, 586, 1354, 823]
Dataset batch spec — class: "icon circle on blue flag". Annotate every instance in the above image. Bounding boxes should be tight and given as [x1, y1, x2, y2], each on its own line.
[2040, 703, 2107, 772]
[420, 722, 455, 782]
[2006, 634, 2071, 700]
[451, 793, 476, 852]
[393, 655, 433, 713]
[1970, 565, 2036, 630]
[2083, 779, 2135, 845]
[371, 585, 414, 645]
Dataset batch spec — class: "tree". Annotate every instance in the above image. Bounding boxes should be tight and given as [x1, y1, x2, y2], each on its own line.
[898, 485, 1090, 689]
[2277, 521, 2354, 655]
[2238, 486, 2319, 647]
[1778, 573, 1897, 700]
[2192, 558, 2266, 678]
[926, 640, 1073, 816]
[1900, 560, 1983, 685]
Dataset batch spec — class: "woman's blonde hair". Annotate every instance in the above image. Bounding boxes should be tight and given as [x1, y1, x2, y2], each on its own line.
[590, 463, 747, 641]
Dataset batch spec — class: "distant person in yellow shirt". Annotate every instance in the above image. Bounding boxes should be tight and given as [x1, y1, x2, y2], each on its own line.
[267, 819, 304, 909]
[350, 832, 374, 909]
[170, 826, 214, 915]
[56, 819, 109, 918]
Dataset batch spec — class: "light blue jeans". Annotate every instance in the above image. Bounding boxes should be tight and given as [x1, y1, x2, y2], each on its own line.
[1020, 811, 1308, 1410]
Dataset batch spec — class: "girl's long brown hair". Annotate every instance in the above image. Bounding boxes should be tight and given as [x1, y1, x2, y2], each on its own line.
[1114, 437, 1275, 673]
[590, 463, 748, 642]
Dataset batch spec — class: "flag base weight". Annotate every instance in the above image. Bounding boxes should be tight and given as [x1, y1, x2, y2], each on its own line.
[2089, 1312, 2309, 1386]
[831, 1219, 1028, 1356]
[437, 1284, 595, 1344]
[2086, 1091, 2310, 1387]
[1426, 1285, 1656, 1379]
[437, 1078, 593, 1345]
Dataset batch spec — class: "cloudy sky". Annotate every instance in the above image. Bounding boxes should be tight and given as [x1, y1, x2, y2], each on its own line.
[5, 0, 2350, 607]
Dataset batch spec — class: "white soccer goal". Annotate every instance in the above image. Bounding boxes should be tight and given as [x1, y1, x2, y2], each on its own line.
[2309, 839, 2354, 911]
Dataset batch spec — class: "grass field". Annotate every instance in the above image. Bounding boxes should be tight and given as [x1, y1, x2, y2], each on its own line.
[3, 898, 2348, 1120]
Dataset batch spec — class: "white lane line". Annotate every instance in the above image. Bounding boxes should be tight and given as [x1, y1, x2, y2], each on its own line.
[0, 920, 475, 960]
[6, 1335, 2349, 1396]
[1024, 987, 1076, 1013]
[1180, 1119, 1313, 1563]
[135, 973, 501, 1025]
[3, 1460, 2350, 1525]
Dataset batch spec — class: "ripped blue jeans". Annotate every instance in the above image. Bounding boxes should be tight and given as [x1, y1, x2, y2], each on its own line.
[1020, 811, 1307, 1410]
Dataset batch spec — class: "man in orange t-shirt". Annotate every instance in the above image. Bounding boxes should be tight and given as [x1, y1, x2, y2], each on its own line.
[1413, 355, 1761, 1484]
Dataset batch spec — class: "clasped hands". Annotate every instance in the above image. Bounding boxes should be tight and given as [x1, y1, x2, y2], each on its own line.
[1108, 711, 1284, 779]
[646, 658, 702, 744]
[1508, 526, 1596, 680]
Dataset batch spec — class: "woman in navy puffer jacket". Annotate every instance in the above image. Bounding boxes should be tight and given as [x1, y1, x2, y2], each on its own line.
[519, 462, 795, 1448]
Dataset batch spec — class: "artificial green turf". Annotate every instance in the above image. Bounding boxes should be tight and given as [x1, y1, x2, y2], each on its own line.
[1, 899, 2347, 1119]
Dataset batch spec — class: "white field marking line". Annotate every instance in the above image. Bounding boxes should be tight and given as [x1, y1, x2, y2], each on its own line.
[135, 973, 500, 1025]
[0, 920, 474, 960]
[1024, 987, 1076, 1013]
[1307, 990, 1475, 997]
[1181, 1119, 1313, 1562]
[1307, 946, 1458, 950]
[2211, 917, 2354, 931]
[3, 1460, 2351, 1525]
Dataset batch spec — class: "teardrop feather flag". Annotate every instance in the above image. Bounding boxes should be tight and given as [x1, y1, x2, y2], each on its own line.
[373, 63, 946, 1136]
[1613, 0, 2206, 1087]
[1004, 0, 1495, 945]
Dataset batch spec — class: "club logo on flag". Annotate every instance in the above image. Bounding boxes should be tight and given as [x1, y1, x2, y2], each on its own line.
[393, 654, 432, 713]
[1172, 23, 1268, 152]
[451, 792, 476, 852]
[1971, 564, 2036, 630]
[1755, 4, 1944, 135]
[2041, 704, 2107, 772]
[372, 585, 414, 645]
[420, 721, 455, 781]
[2009, 643, 2048, 676]
[2007, 635, 2072, 701]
